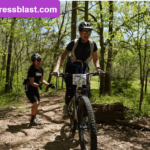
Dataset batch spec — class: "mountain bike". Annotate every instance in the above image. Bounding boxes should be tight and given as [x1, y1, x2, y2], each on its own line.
[52, 72, 105, 150]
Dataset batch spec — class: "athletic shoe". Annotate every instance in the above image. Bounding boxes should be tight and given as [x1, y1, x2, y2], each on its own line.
[30, 118, 41, 126]
[35, 118, 42, 125]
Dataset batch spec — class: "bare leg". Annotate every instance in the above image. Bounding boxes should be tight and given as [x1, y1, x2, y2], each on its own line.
[31, 101, 39, 119]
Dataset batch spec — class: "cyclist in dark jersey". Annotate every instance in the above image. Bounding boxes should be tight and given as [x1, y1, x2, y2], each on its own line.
[53, 22, 103, 115]
[25, 53, 55, 125]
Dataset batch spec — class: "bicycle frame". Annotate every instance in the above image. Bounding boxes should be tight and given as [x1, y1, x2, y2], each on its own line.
[73, 84, 83, 121]
[71, 73, 97, 123]
[51, 72, 105, 122]
[52, 72, 105, 150]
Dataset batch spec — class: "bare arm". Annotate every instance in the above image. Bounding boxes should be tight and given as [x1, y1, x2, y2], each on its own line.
[93, 51, 104, 76]
[29, 77, 39, 87]
[93, 51, 100, 68]
[40, 76, 49, 86]
[54, 49, 69, 72]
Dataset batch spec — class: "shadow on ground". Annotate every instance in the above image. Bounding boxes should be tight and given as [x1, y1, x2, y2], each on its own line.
[6, 123, 32, 135]
[43, 124, 80, 150]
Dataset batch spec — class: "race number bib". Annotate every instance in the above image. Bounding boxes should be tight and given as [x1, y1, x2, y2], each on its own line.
[73, 74, 87, 85]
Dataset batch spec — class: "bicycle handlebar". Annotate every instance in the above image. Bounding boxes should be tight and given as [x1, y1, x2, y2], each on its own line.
[51, 72, 106, 77]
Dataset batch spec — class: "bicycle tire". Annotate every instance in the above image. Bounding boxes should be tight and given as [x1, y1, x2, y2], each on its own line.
[78, 95, 97, 150]
[68, 97, 77, 132]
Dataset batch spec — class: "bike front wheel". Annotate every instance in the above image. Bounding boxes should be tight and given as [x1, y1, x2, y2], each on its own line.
[78, 95, 97, 150]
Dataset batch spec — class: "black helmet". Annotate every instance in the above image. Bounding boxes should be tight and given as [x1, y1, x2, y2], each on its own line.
[31, 53, 42, 62]
[78, 22, 93, 32]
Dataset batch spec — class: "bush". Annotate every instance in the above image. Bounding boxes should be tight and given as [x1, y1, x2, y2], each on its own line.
[111, 78, 132, 95]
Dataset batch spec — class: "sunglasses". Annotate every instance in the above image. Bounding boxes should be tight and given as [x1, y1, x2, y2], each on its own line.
[36, 59, 41, 62]
[82, 31, 91, 34]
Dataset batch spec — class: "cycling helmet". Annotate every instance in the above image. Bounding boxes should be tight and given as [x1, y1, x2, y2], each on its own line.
[78, 22, 93, 32]
[31, 53, 42, 62]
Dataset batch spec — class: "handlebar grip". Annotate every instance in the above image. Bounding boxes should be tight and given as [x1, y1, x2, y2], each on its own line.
[91, 72, 106, 76]
[97, 72, 106, 74]
[51, 72, 60, 77]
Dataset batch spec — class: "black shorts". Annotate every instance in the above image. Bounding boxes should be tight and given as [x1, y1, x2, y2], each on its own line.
[25, 91, 40, 104]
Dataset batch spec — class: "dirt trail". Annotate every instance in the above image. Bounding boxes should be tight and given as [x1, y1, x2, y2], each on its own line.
[0, 91, 150, 150]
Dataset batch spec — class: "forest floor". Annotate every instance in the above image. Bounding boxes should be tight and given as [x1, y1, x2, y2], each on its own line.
[0, 90, 150, 150]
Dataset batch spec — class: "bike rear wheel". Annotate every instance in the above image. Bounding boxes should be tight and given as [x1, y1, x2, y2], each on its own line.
[78, 95, 97, 150]
[68, 97, 77, 132]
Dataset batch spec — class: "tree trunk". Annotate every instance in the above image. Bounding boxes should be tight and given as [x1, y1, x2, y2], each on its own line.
[45, 59, 56, 92]
[71, 1, 77, 40]
[138, 2, 147, 111]
[1, 18, 9, 77]
[85, 1, 88, 21]
[61, 65, 65, 89]
[0, 31, 9, 81]
[99, 1, 105, 96]
[145, 69, 150, 92]
[144, 28, 148, 93]
[2, 34, 9, 71]
[115, 119, 150, 131]
[61, 76, 64, 90]
[46, 66, 54, 91]
[139, 84, 144, 110]
[45, 4, 68, 92]
[5, 18, 16, 93]
[92, 102, 125, 123]
[10, 67, 15, 92]
[105, 1, 113, 95]
[137, 3, 142, 111]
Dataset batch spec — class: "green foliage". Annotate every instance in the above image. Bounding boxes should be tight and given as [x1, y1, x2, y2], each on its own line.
[0, 70, 6, 94]
[125, 110, 137, 120]
[0, 92, 24, 108]
[111, 79, 132, 95]
[90, 78, 150, 117]
[12, 71, 25, 94]
[0, 1, 150, 119]
[0, 70, 26, 108]
[17, 109, 24, 113]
